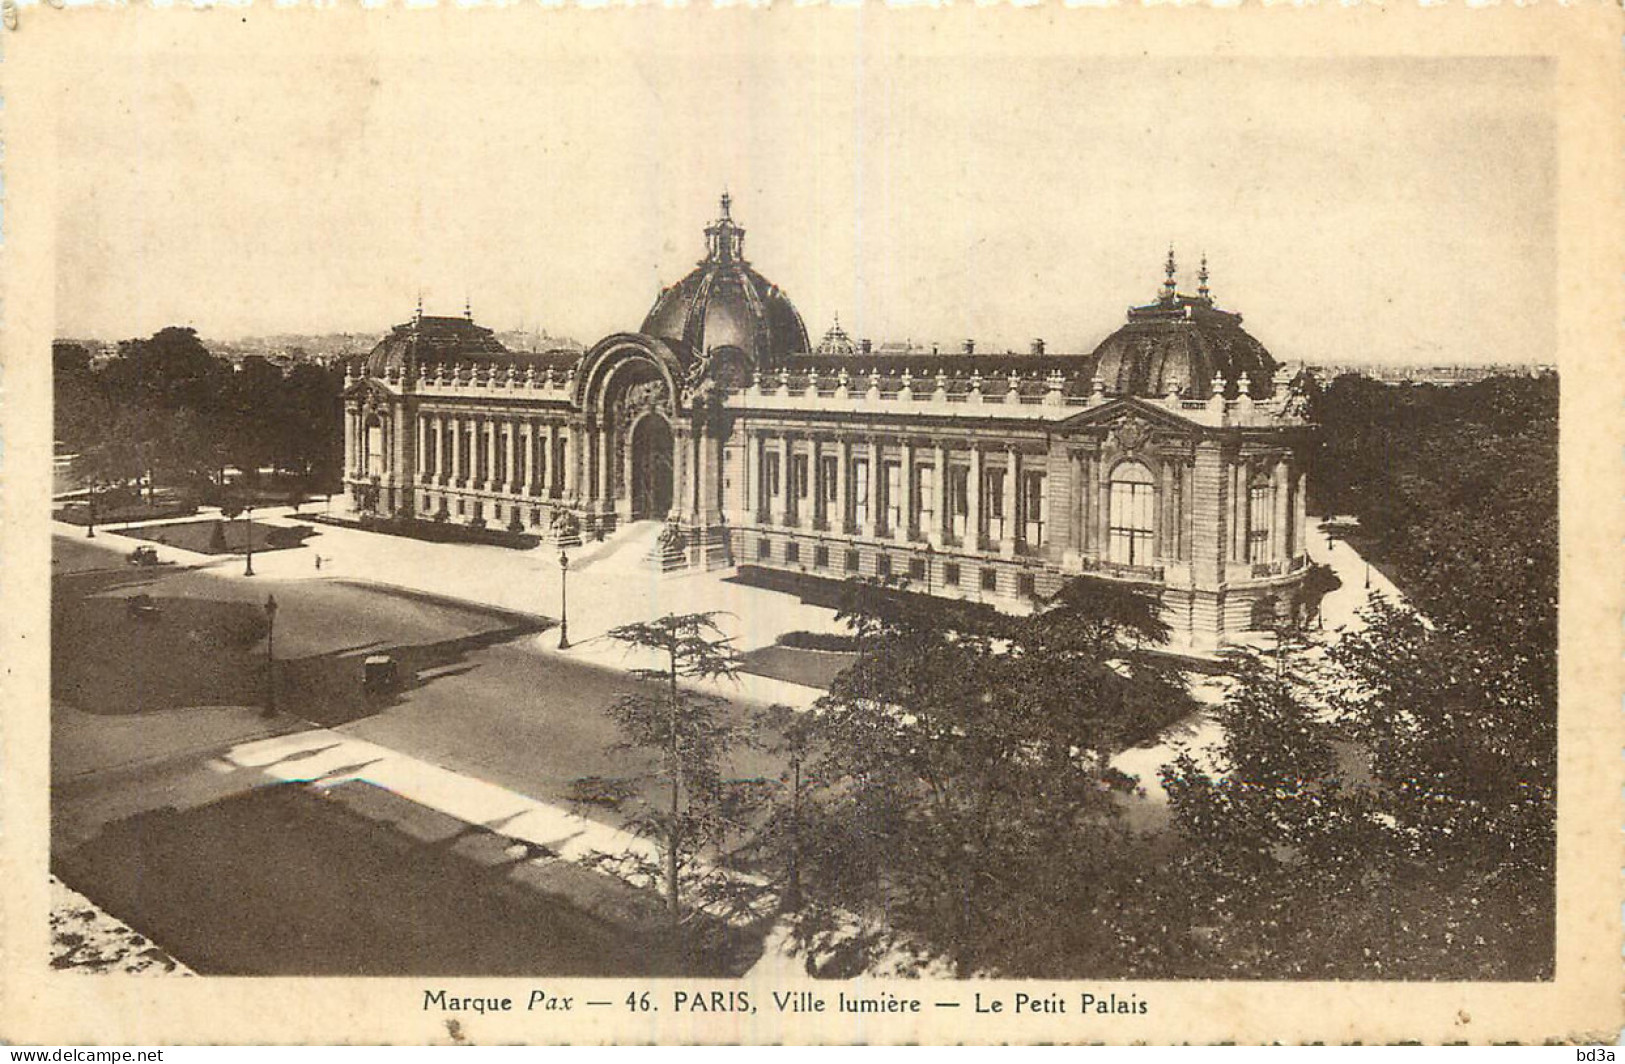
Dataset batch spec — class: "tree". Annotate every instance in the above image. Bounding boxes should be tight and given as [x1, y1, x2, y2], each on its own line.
[581, 613, 763, 942]
[1327, 597, 1554, 878]
[777, 576, 1191, 977]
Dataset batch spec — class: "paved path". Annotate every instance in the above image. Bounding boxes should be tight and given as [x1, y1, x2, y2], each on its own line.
[54, 510, 831, 709]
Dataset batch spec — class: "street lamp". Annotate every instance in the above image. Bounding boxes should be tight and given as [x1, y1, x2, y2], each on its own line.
[244, 505, 256, 577]
[263, 593, 279, 718]
[85, 482, 97, 539]
[557, 549, 571, 650]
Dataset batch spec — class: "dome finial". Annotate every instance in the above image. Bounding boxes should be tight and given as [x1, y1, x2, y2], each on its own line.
[1198, 253, 1210, 301]
[415, 291, 424, 325]
[1161, 245, 1178, 301]
[720, 189, 732, 221]
[464, 295, 473, 322]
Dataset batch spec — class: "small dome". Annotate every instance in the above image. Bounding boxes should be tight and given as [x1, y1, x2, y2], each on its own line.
[1089, 258, 1277, 399]
[362, 311, 508, 377]
[640, 194, 810, 369]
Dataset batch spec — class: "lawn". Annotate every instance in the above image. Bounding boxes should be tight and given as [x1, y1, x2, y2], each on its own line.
[55, 780, 760, 976]
[121, 517, 315, 555]
[737, 644, 855, 690]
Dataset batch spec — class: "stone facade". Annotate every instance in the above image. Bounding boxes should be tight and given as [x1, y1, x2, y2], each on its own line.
[343, 198, 1315, 652]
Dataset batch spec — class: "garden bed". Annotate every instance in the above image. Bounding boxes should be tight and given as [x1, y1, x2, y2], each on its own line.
[55, 500, 198, 527]
[120, 518, 315, 555]
[308, 513, 541, 550]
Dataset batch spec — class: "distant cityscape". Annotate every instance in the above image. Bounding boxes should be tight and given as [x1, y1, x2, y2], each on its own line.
[58, 329, 1551, 389]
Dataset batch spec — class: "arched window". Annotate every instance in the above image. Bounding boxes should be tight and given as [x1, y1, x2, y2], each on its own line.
[1108, 461, 1156, 566]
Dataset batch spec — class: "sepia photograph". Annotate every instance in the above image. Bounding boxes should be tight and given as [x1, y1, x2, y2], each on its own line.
[4, 4, 1620, 1045]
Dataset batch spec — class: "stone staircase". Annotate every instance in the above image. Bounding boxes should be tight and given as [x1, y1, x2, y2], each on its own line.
[571, 520, 667, 572]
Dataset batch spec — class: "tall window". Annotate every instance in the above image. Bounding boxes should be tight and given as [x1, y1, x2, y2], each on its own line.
[947, 466, 969, 540]
[765, 452, 782, 506]
[366, 420, 385, 478]
[819, 454, 839, 524]
[983, 468, 1006, 542]
[884, 462, 903, 535]
[1022, 470, 1046, 547]
[792, 455, 810, 500]
[1247, 480, 1274, 563]
[917, 465, 935, 538]
[791, 453, 809, 523]
[1108, 462, 1156, 566]
[852, 460, 870, 530]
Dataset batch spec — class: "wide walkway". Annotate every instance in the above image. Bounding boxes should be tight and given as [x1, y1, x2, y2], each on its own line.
[54, 508, 834, 709]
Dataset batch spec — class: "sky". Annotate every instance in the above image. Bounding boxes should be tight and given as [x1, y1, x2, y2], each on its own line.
[53, 27, 1555, 366]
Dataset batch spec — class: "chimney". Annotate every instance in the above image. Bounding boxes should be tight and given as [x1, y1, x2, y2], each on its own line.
[963, 339, 976, 355]
[860, 339, 872, 355]
[1031, 338, 1046, 356]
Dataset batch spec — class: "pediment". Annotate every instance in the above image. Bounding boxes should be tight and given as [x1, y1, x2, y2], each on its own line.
[343, 377, 399, 400]
[1055, 395, 1203, 435]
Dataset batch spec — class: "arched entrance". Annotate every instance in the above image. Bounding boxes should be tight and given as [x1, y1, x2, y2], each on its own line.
[630, 413, 674, 520]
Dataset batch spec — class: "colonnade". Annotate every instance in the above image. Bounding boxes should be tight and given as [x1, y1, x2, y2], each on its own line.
[739, 427, 1048, 557]
[415, 410, 576, 499]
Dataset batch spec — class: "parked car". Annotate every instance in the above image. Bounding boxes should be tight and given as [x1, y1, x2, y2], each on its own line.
[363, 654, 399, 695]
[126, 546, 160, 566]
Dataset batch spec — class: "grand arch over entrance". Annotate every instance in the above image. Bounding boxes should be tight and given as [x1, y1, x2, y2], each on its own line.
[630, 413, 674, 520]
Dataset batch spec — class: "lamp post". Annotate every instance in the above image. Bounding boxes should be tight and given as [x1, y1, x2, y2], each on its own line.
[244, 505, 256, 577]
[85, 482, 97, 539]
[263, 593, 279, 718]
[557, 549, 571, 650]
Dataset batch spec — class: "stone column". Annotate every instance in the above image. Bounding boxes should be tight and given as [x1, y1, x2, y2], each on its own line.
[770, 434, 788, 526]
[902, 439, 917, 541]
[967, 446, 983, 552]
[597, 424, 612, 506]
[864, 438, 881, 539]
[1097, 461, 1111, 558]
[450, 416, 464, 486]
[559, 426, 574, 500]
[809, 437, 824, 530]
[1295, 469, 1308, 560]
[1231, 460, 1246, 563]
[1001, 447, 1019, 557]
[672, 421, 692, 520]
[931, 443, 948, 548]
[797, 439, 813, 531]
[508, 419, 522, 493]
[696, 425, 714, 526]
[416, 414, 427, 482]
[743, 428, 758, 524]
[1273, 458, 1290, 564]
[523, 422, 537, 495]
[836, 438, 851, 533]
[548, 425, 561, 497]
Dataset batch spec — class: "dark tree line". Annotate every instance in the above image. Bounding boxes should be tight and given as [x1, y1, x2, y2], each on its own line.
[55, 329, 344, 505]
[1307, 372, 1558, 662]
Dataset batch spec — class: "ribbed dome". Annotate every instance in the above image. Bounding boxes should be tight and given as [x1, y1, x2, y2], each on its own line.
[1089, 291, 1277, 401]
[639, 194, 810, 370]
[362, 313, 508, 377]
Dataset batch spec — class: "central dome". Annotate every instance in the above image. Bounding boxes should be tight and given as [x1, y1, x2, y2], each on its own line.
[1089, 252, 1279, 400]
[640, 194, 810, 370]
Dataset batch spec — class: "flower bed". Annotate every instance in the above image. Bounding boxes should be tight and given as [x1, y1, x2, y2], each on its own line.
[308, 513, 541, 550]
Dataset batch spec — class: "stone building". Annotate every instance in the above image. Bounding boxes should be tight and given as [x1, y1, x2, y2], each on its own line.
[343, 195, 1315, 650]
